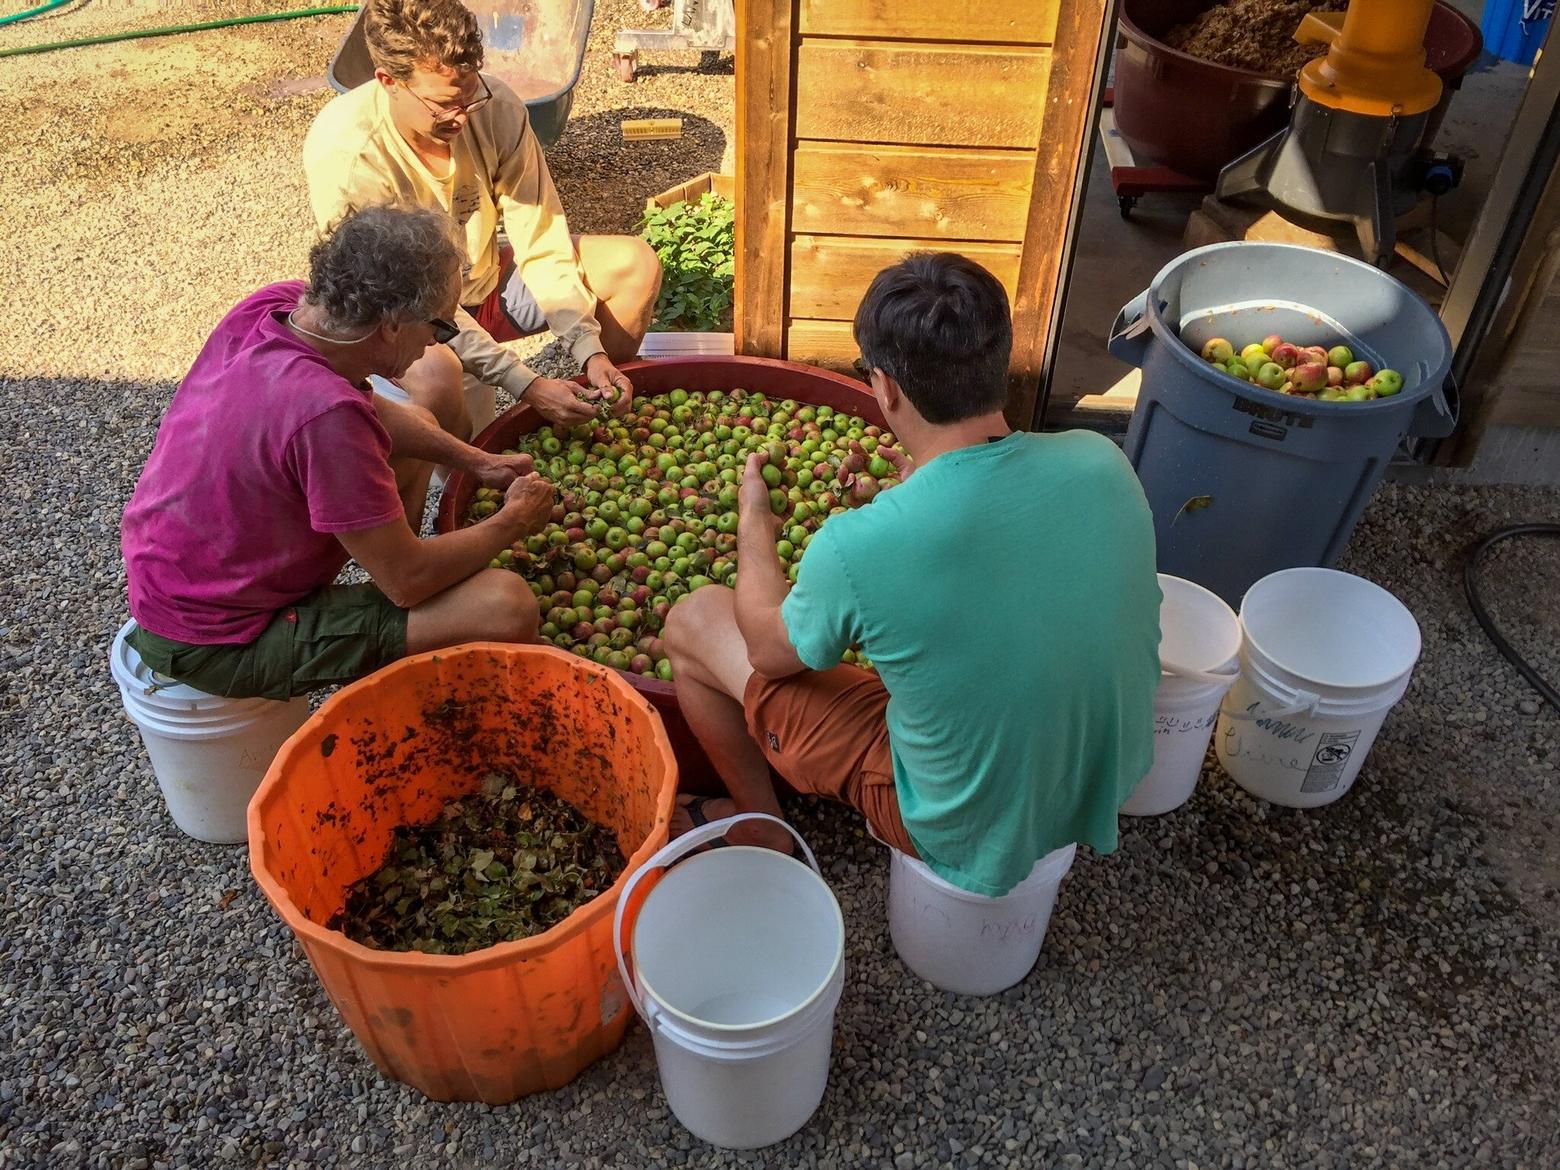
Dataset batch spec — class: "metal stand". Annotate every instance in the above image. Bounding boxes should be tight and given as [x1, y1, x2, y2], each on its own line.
[1096, 90, 1212, 219]
[1217, 96, 1431, 268]
[613, 0, 735, 82]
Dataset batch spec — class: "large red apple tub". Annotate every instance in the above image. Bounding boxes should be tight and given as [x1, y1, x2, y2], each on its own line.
[436, 356, 886, 787]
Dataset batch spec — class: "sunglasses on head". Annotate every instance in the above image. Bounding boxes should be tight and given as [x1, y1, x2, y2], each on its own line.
[429, 317, 460, 346]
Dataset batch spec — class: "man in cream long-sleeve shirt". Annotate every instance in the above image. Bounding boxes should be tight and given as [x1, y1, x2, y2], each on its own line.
[304, 0, 662, 436]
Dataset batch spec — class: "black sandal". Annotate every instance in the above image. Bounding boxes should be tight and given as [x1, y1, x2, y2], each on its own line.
[678, 795, 731, 847]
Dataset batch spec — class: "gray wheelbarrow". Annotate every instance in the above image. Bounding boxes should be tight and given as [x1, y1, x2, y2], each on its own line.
[328, 0, 595, 148]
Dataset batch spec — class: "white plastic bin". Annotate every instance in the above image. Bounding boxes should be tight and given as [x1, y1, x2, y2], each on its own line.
[1215, 568, 1421, 808]
[615, 815, 844, 1149]
[110, 621, 308, 843]
[888, 843, 1077, 996]
[1121, 574, 1242, 816]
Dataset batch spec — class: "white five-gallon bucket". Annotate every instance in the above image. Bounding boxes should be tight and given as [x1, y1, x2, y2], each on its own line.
[887, 843, 1077, 996]
[1215, 568, 1422, 809]
[614, 814, 844, 1149]
[1121, 574, 1243, 817]
[109, 621, 309, 843]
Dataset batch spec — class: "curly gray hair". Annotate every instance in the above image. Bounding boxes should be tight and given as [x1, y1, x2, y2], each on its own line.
[303, 204, 464, 333]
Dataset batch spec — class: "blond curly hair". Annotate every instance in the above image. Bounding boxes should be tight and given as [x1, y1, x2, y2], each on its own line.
[364, 0, 484, 81]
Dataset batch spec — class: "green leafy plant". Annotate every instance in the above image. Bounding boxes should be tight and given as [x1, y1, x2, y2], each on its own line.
[640, 191, 735, 333]
[328, 770, 625, 955]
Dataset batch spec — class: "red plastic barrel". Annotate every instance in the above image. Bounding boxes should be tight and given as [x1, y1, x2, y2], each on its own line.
[1113, 0, 1483, 182]
[436, 356, 885, 790]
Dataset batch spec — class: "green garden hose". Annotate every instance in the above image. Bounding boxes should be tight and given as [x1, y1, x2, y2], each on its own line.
[0, 0, 74, 29]
[0, 4, 358, 59]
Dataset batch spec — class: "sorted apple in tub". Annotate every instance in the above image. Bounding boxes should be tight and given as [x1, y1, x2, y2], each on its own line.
[1270, 342, 1301, 368]
[1291, 363, 1329, 394]
[1201, 338, 1235, 363]
[1255, 362, 1287, 390]
[1367, 369, 1404, 397]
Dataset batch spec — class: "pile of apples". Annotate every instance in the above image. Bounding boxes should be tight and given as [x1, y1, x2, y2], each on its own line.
[1199, 334, 1404, 402]
[465, 389, 897, 679]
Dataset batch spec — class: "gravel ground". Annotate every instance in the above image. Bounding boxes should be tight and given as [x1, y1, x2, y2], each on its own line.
[4, 4, 1560, 1168]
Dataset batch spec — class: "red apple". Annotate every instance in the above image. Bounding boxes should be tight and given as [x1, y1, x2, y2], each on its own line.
[1291, 363, 1328, 393]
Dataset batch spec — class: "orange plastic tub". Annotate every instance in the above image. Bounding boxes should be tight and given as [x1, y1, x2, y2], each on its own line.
[248, 644, 677, 1103]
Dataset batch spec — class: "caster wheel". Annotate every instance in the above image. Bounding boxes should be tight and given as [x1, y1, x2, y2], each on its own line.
[1118, 195, 1138, 219]
[613, 51, 638, 83]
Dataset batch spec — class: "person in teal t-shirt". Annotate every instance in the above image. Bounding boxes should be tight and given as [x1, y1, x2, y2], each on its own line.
[663, 252, 1161, 895]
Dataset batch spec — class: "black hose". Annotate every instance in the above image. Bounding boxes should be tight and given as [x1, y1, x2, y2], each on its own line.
[1462, 523, 1560, 712]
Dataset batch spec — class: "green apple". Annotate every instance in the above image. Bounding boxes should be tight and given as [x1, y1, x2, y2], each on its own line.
[1256, 362, 1287, 390]
[1367, 369, 1404, 397]
[1327, 345, 1354, 368]
[1344, 383, 1374, 402]
[1240, 343, 1269, 365]
[1224, 360, 1251, 381]
[1201, 338, 1235, 364]
[1344, 360, 1373, 384]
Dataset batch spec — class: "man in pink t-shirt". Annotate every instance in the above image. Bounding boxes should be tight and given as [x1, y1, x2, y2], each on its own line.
[122, 205, 552, 699]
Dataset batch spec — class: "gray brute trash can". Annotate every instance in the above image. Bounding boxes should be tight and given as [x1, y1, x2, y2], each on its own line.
[1109, 243, 1455, 605]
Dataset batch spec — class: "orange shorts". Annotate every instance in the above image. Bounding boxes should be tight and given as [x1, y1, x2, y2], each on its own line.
[743, 665, 917, 857]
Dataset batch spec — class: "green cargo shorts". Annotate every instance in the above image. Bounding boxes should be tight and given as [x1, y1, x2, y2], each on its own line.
[126, 584, 408, 701]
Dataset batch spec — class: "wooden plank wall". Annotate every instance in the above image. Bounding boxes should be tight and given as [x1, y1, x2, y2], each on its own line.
[733, 0, 795, 359]
[739, 0, 1067, 380]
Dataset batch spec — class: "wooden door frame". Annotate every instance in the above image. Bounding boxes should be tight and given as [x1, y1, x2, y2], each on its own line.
[733, 0, 795, 361]
[1431, 39, 1560, 465]
[1007, 0, 1120, 430]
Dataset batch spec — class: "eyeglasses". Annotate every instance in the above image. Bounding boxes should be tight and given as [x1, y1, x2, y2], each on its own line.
[429, 317, 460, 345]
[402, 74, 492, 123]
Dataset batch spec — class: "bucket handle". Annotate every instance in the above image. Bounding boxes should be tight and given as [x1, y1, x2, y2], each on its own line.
[612, 813, 823, 1024]
[1219, 688, 1320, 721]
[1161, 661, 1240, 687]
[1408, 371, 1459, 440]
[1107, 290, 1152, 368]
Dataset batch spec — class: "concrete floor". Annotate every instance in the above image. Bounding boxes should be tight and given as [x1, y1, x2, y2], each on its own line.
[1047, 0, 1540, 462]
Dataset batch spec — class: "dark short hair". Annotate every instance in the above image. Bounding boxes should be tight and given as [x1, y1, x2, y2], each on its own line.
[304, 204, 464, 332]
[852, 253, 1012, 424]
[364, 0, 484, 81]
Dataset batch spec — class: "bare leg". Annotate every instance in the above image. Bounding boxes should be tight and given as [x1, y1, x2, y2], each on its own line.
[387, 403, 441, 533]
[405, 569, 539, 653]
[393, 343, 470, 441]
[664, 586, 794, 851]
[574, 234, 663, 364]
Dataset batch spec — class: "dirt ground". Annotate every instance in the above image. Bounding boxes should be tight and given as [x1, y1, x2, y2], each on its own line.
[0, 0, 733, 384]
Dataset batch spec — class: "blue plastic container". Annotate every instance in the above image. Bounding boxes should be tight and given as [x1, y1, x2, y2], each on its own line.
[1109, 243, 1455, 605]
[1480, 0, 1553, 66]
